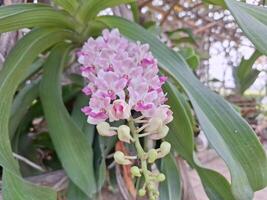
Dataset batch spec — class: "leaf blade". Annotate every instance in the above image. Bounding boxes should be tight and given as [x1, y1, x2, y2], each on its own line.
[159, 155, 182, 200]
[40, 43, 97, 197]
[0, 3, 75, 33]
[225, 0, 267, 55]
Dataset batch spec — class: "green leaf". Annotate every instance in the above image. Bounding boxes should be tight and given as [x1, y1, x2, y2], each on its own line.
[0, 4, 76, 33]
[165, 83, 235, 200]
[167, 28, 198, 46]
[159, 154, 182, 200]
[0, 27, 72, 199]
[202, 0, 227, 8]
[71, 94, 108, 192]
[21, 58, 45, 86]
[3, 170, 56, 200]
[225, 0, 267, 55]
[179, 47, 200, 70]
[67, 181, 91, 200]
[130, 2, 140, 23]
[10, 79, 40, 139]
[97, 16, 267, 200]
[52, 0, 79, 14]
[234, 50, 262, 94]
[71, 94, 96, 144]
[79, 0, 135, 21]
[40, 43, 97, 197]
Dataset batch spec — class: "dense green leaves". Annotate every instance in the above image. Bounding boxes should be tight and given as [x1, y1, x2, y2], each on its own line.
[40, 43, 96, 197]
[98, 16, 267, 200]
[159, 155, 181, 200]
[0, 27, 72, 199]
[0, 4, 76, 33]
[225, 0, 267, 55]
[234, 50, 262, 94]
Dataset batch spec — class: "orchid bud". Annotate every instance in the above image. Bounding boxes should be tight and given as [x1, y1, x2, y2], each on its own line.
[138, 189, 146, 197]
[145, 117, 163, 133]
[157, 173, 166, 182]
[154, 105, 174, 124]
[147, 149, 158, 163]
[131, 166, 141, 177]
[118, 125, 133, 143]
[160, 141, 171, 157]
[96, 122, 117, 137]
[109, 99, 131, 122]
[149, 125, 169, 140]
[114, 151, 131, 165]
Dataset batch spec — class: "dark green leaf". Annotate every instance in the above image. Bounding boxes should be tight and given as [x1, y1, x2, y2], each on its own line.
[179, 47, 200, 70]
[0, 4, 76, 33]
[225, 0, 267, 55]
[10, 79, 40, 138]
[130, 2, 140, 23]
[234, 50, 262, 94]
[165, 83, 235, 200]
[40, 43, 96, 197]
[159, 154, 181, 200]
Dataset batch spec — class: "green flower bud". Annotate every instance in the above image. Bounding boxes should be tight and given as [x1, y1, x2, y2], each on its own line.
[147, 149, 158, 163]
[147, 183, 154, 191]
[138, 188, 146, 197]
[118, 125, 133, 143]
[130, 166, 141, 177]
[157, 173, 166, 182]
[160, 141, 171, 157]
[114, 151, 131, 165]
[96, 122, 116, 137]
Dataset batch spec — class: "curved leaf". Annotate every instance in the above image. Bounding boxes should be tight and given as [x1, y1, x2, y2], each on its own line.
[0, 3, 76, 33]
[40, 43, 96, 197]
[234, 50, 262, 94]
[159, 154, 181, 200]
[165, 83, 235, 200]
[10, 79, 40, 139]
[97, 16, 267, 200]
[225, 0, 267, 55]
[53, 0, 79, 14]
[79, 0, 135, 21]
[0, 27, 73, 199]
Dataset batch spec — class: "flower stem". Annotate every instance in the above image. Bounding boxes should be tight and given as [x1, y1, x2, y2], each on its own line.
[128, 117, 157, 200]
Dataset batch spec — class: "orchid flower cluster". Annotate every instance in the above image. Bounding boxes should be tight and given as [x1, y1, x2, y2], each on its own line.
[78, 29, 173, 200]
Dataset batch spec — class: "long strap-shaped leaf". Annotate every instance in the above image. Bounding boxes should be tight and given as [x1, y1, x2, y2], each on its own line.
[165, 83, 235, 200]
[225, 0, 267, 55]
[0, 3, 76, 33]
[40, 44, 97, 197]
[0, 28, 73, 199]
[10, 79, 40, 139]
[159, 154, 182, 200]
[97, 16, 267, 200]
